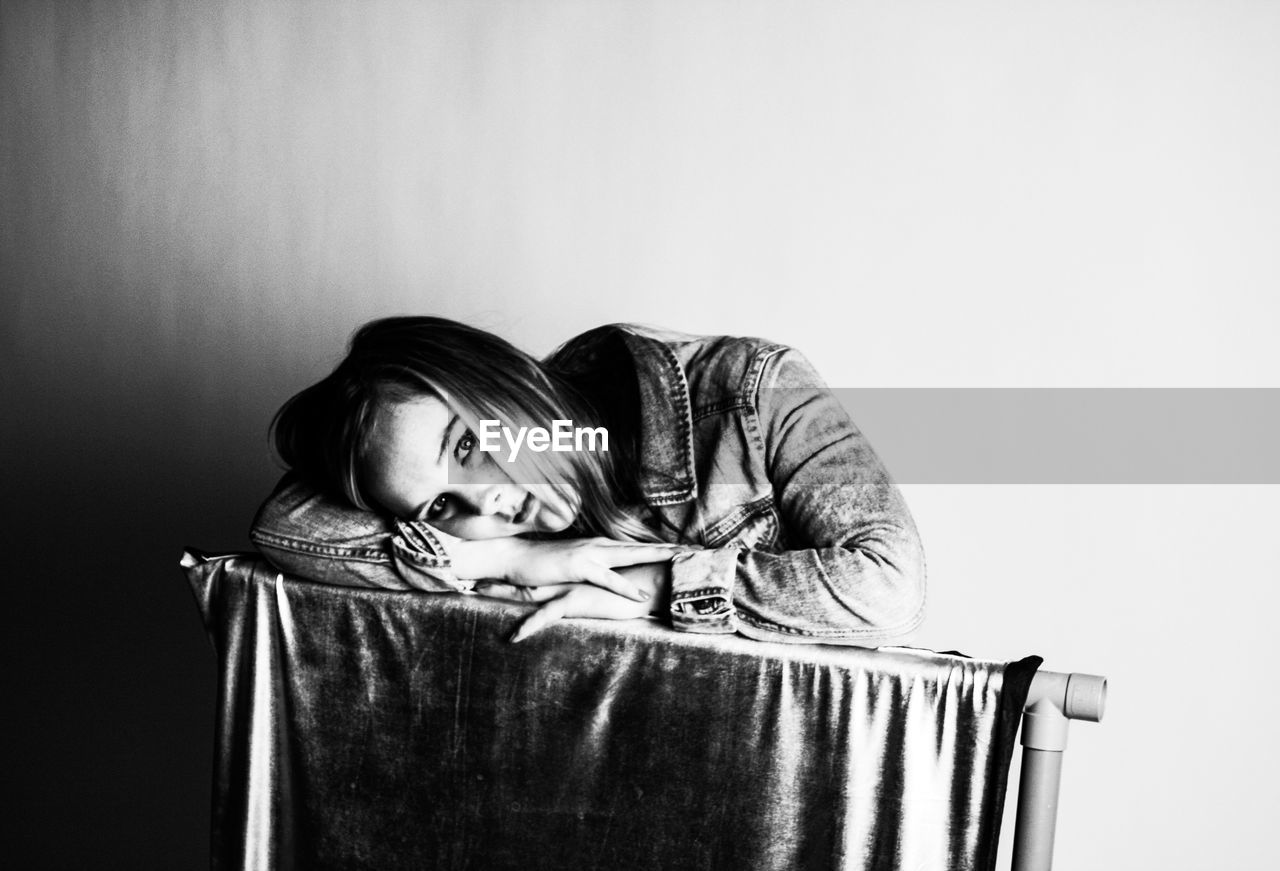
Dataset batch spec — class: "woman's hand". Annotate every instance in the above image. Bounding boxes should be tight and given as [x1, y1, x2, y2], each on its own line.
[450, 536, 685, 603]
[473, 561, 674, 642]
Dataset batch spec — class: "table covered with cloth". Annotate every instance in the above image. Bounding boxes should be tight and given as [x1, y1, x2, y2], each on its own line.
[182, 550, 1040, 871]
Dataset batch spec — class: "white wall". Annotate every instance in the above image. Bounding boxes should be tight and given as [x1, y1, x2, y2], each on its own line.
[5, 1, 1277, 866]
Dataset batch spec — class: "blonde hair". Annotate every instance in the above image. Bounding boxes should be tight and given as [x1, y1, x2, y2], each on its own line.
[271, 316, 662, 543]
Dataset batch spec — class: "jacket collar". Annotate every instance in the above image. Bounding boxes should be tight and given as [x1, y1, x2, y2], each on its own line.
[554, 324, 698, 505]
[611, 327, 698, 505]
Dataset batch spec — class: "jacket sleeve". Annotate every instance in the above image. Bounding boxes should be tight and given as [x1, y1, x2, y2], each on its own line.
[249, 474, 475, 593]
[668, 347, 927, 646]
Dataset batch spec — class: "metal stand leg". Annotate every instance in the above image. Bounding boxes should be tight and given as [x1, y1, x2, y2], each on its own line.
[1010, 672, 1107, 871]
[1012, 746, 1064, 871]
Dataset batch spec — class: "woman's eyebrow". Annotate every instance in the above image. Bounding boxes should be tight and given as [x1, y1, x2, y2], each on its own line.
[437, 413, 460, 464]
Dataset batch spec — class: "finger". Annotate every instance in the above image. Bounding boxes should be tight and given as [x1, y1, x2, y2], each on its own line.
[473, 583, 568, 603]
[594, 545, 691, 568]
[509, 595, 571, 643]
[588, 537, 687, 548]
[472, 582, 524, 602]
[580, 564, 649, 602]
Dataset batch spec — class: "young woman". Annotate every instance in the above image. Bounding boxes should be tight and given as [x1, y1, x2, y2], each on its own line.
[251, 317, 926, 645]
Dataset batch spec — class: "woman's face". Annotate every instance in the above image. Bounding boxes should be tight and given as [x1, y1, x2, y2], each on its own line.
[362, 396, 578, 539]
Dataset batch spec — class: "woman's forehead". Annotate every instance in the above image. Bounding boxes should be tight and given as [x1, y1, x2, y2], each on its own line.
[359, 397, 454, 515]
[375, 397, 455, 461]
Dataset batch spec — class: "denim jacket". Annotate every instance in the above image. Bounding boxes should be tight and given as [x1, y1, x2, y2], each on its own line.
[251, 325, 926, 646]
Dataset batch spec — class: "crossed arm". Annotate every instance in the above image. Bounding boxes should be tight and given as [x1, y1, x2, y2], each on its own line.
[250, 480, 690, 640]
[251, 348, 924, 646]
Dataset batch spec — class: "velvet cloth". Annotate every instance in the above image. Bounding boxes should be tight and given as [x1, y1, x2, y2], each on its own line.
[184, 551, 1039, 871]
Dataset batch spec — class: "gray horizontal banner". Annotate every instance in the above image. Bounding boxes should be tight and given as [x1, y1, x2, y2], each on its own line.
[817, 388, 1280, 484]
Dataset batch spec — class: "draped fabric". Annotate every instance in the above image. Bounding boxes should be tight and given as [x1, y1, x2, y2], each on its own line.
[183, 551, 1039, 871]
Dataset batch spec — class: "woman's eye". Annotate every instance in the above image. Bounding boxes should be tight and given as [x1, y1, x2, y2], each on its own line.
[427, 495, 450, 518]
[458, 431, 477, 455]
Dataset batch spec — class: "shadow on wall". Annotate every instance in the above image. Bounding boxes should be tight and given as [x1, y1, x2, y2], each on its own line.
[6, 329, 285, 865]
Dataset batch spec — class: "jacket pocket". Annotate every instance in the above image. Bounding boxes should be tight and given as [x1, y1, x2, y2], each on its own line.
[702, 496, 778, 550]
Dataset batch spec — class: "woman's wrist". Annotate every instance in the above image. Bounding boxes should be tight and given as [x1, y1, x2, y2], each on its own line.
[649, 560, 673, 616]
[448, 536, 515, 582]
[617, 561, 672, 616]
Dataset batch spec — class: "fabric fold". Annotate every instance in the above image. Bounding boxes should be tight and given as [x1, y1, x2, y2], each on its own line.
[183, 551, 1038, 871]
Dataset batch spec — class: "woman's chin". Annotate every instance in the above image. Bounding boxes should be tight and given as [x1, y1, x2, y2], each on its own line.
[532, 510, 575, 534]
[522, 489, 578, 533]
[438, 523, 513, 540]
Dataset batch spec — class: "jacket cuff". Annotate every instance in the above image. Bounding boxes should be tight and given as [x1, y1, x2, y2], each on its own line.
[668, 544, 741, 634]
[390, 520, 476, 593]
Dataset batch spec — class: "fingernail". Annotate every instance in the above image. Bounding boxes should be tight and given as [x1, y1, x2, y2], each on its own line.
[639, 590, 651, 601]
[508, 629, 525, 643]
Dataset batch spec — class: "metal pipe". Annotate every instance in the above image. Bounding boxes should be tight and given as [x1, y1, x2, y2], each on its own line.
[1024, 671, 1107, 730]
[1010, 670, 1107, 871]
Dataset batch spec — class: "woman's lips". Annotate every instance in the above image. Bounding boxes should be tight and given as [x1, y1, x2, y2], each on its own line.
[513, 493, 534, 525]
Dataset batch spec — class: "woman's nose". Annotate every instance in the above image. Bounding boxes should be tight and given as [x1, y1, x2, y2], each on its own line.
[472, 486, 510, 518]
